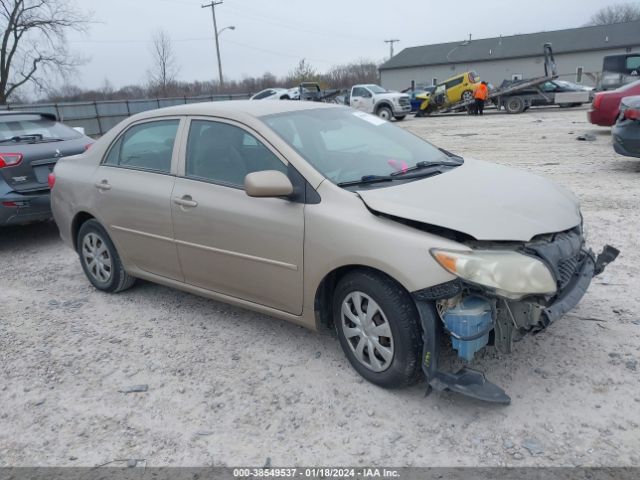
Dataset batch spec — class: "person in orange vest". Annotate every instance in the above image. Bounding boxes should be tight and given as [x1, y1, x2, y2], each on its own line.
[473, 81, 489, 115]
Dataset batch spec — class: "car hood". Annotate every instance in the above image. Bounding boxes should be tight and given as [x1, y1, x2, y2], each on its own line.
[377, 92, 410, 100]
[356, 158, 581, 242]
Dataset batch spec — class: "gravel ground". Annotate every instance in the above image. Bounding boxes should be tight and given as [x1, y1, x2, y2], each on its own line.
[1, 106, 639, 468]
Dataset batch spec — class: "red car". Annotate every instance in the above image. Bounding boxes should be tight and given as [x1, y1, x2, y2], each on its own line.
[588, 80, 640, 126]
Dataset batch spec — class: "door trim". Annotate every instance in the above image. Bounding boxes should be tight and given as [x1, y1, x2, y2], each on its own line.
[111, 225, 175, 244]
[174, 238, 299, 271]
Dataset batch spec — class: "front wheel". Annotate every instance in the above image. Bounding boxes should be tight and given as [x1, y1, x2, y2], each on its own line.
[77, 219, 135, 293]
[333, 270, 423, 389]
[376, 105, 393, 121]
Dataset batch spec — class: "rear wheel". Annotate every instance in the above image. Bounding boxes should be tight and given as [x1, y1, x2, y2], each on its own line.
[333, 270, 423, 389]
[77, 219, 135, 293]
[461, 90, 474, 102]
[505, 96, 525, 114]
[376, 105, 393, 121]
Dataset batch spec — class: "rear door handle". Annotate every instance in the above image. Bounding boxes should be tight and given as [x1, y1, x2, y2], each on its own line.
[94, 180, 111, 191]
[173, 195, 198, 208]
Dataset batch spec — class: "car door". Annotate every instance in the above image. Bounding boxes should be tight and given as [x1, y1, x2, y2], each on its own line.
[92, 118, 184, 281]
[171, 117, 305, 314]
[350, 87, 374, 113]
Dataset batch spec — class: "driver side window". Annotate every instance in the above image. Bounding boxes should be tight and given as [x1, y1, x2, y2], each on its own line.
[185, 120, 288, 188]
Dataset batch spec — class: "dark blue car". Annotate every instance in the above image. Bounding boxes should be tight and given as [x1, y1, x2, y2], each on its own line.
[0, 112, 93, 227]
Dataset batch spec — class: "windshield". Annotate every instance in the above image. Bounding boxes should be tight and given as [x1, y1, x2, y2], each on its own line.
[263, 107, 455, 185]
[0, 114, 82, 143]
[366, 85, 387, 94]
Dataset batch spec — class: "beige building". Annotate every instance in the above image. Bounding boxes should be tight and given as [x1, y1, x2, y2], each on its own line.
[379, 21, 640, 90]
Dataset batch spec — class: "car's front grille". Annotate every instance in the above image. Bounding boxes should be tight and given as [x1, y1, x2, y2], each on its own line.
[557, 253, 581, 289]
[524, 228, 585, 292]
[399, 98, 410, 106]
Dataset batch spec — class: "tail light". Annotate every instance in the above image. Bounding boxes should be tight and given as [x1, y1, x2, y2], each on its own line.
[0, 153, 23, 168]
[84, 143, 93, 151]
[624, 108, 640, 121]
[48, 172, 56, 189]
[592, 93, 604, 109]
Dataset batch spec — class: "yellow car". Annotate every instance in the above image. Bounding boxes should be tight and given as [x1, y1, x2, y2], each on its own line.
[416, 71, 480, 116]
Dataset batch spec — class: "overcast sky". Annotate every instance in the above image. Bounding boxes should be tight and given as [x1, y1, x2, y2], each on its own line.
[67, 0, 621, 89]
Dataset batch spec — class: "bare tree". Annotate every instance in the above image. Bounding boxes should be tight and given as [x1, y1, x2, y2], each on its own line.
[587, 2, 640, 25]
[287, 58, 318, 85]
[0, 0, 90, 104]
[147, 29, 179, 97]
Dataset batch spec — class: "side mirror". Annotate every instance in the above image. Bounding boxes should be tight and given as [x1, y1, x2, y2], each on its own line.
[245, 170, 293, 198]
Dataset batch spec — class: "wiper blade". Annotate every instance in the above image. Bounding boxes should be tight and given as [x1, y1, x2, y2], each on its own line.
[390, 159, 461, 176]
[337, 175, 395, 187]
[0, 134, 44, 144]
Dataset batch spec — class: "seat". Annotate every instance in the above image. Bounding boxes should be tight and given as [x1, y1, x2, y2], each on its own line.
[190, 126, 248, 186]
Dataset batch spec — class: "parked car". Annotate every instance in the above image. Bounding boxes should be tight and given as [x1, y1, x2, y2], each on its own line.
[588, 80, 640, 127]
[0, 112, 93, 227]
[416, 71, 480, 116]
[51, 101, 617, 403]
[612, 95, 640, 158]
[250, 88, 300, 100]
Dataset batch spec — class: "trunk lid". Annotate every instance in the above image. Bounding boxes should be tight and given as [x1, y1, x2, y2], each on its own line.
[0, 139, 87, 192]
[356, 158, 581, 242]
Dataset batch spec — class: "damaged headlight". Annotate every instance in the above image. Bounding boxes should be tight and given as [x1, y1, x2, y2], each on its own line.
[430, 249, 557, 299]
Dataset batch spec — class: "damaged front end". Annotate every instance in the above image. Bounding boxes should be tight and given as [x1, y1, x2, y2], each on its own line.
[413, 226, 619, 404]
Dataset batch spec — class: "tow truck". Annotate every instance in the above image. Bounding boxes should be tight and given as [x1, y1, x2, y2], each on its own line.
[416, 44, 559, 116]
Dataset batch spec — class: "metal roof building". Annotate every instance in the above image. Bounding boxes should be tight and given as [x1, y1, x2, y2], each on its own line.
[379, 21, 640, 90]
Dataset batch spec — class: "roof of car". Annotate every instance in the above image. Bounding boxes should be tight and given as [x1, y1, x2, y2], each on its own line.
[130, 99, 340, 121]
[0, 111, 57, 120]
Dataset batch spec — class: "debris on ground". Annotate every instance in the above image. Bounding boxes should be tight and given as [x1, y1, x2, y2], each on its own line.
[118, 385, 148, 394]
[522, 438, 545, 456]
[577, 134, 596, 141]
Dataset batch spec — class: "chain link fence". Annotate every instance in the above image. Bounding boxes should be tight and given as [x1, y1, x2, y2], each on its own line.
[0, 93, 252, 137]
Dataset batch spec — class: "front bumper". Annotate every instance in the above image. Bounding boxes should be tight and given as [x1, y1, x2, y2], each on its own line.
[413, 239, 618, 404]
[393, 104, 412, 115]
[0, 190, 52, 227]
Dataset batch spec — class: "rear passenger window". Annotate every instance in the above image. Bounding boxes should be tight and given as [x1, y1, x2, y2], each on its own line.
[445, 76, 463, 89]
[185, 120, 287, 187]
[104, 120, 179, 173]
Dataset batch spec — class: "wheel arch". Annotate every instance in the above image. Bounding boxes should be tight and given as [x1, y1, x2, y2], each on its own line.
[71, 211, 96, 251]
[375, 101, 393, 113]
[313, 264, 413, 333]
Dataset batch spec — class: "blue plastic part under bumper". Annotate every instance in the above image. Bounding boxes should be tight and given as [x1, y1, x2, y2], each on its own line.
[0, 190, 52, 226]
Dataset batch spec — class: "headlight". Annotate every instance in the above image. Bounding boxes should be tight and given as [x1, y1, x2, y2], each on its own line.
[431, 249, 557, 299]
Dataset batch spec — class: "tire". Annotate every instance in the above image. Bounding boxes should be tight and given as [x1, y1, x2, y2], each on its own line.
[333, 270, 423, 389]
[77, 219, 135, 293]
[504, 96, 525, 114]
[394, 115, 406, 121]
[461, 90, 474, 103]
[376, 105, 393, 121]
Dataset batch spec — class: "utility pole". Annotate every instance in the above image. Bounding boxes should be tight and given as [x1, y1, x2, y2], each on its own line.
[384, 39, 400, 59]
[202, 1, 224, 87]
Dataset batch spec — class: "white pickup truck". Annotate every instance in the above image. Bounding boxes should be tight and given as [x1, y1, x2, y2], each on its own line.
[348, 84, 412, 121]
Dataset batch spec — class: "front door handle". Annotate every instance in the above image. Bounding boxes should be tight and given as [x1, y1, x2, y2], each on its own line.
[94, 180, 111, 191]
[173, 195, 198, 208]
